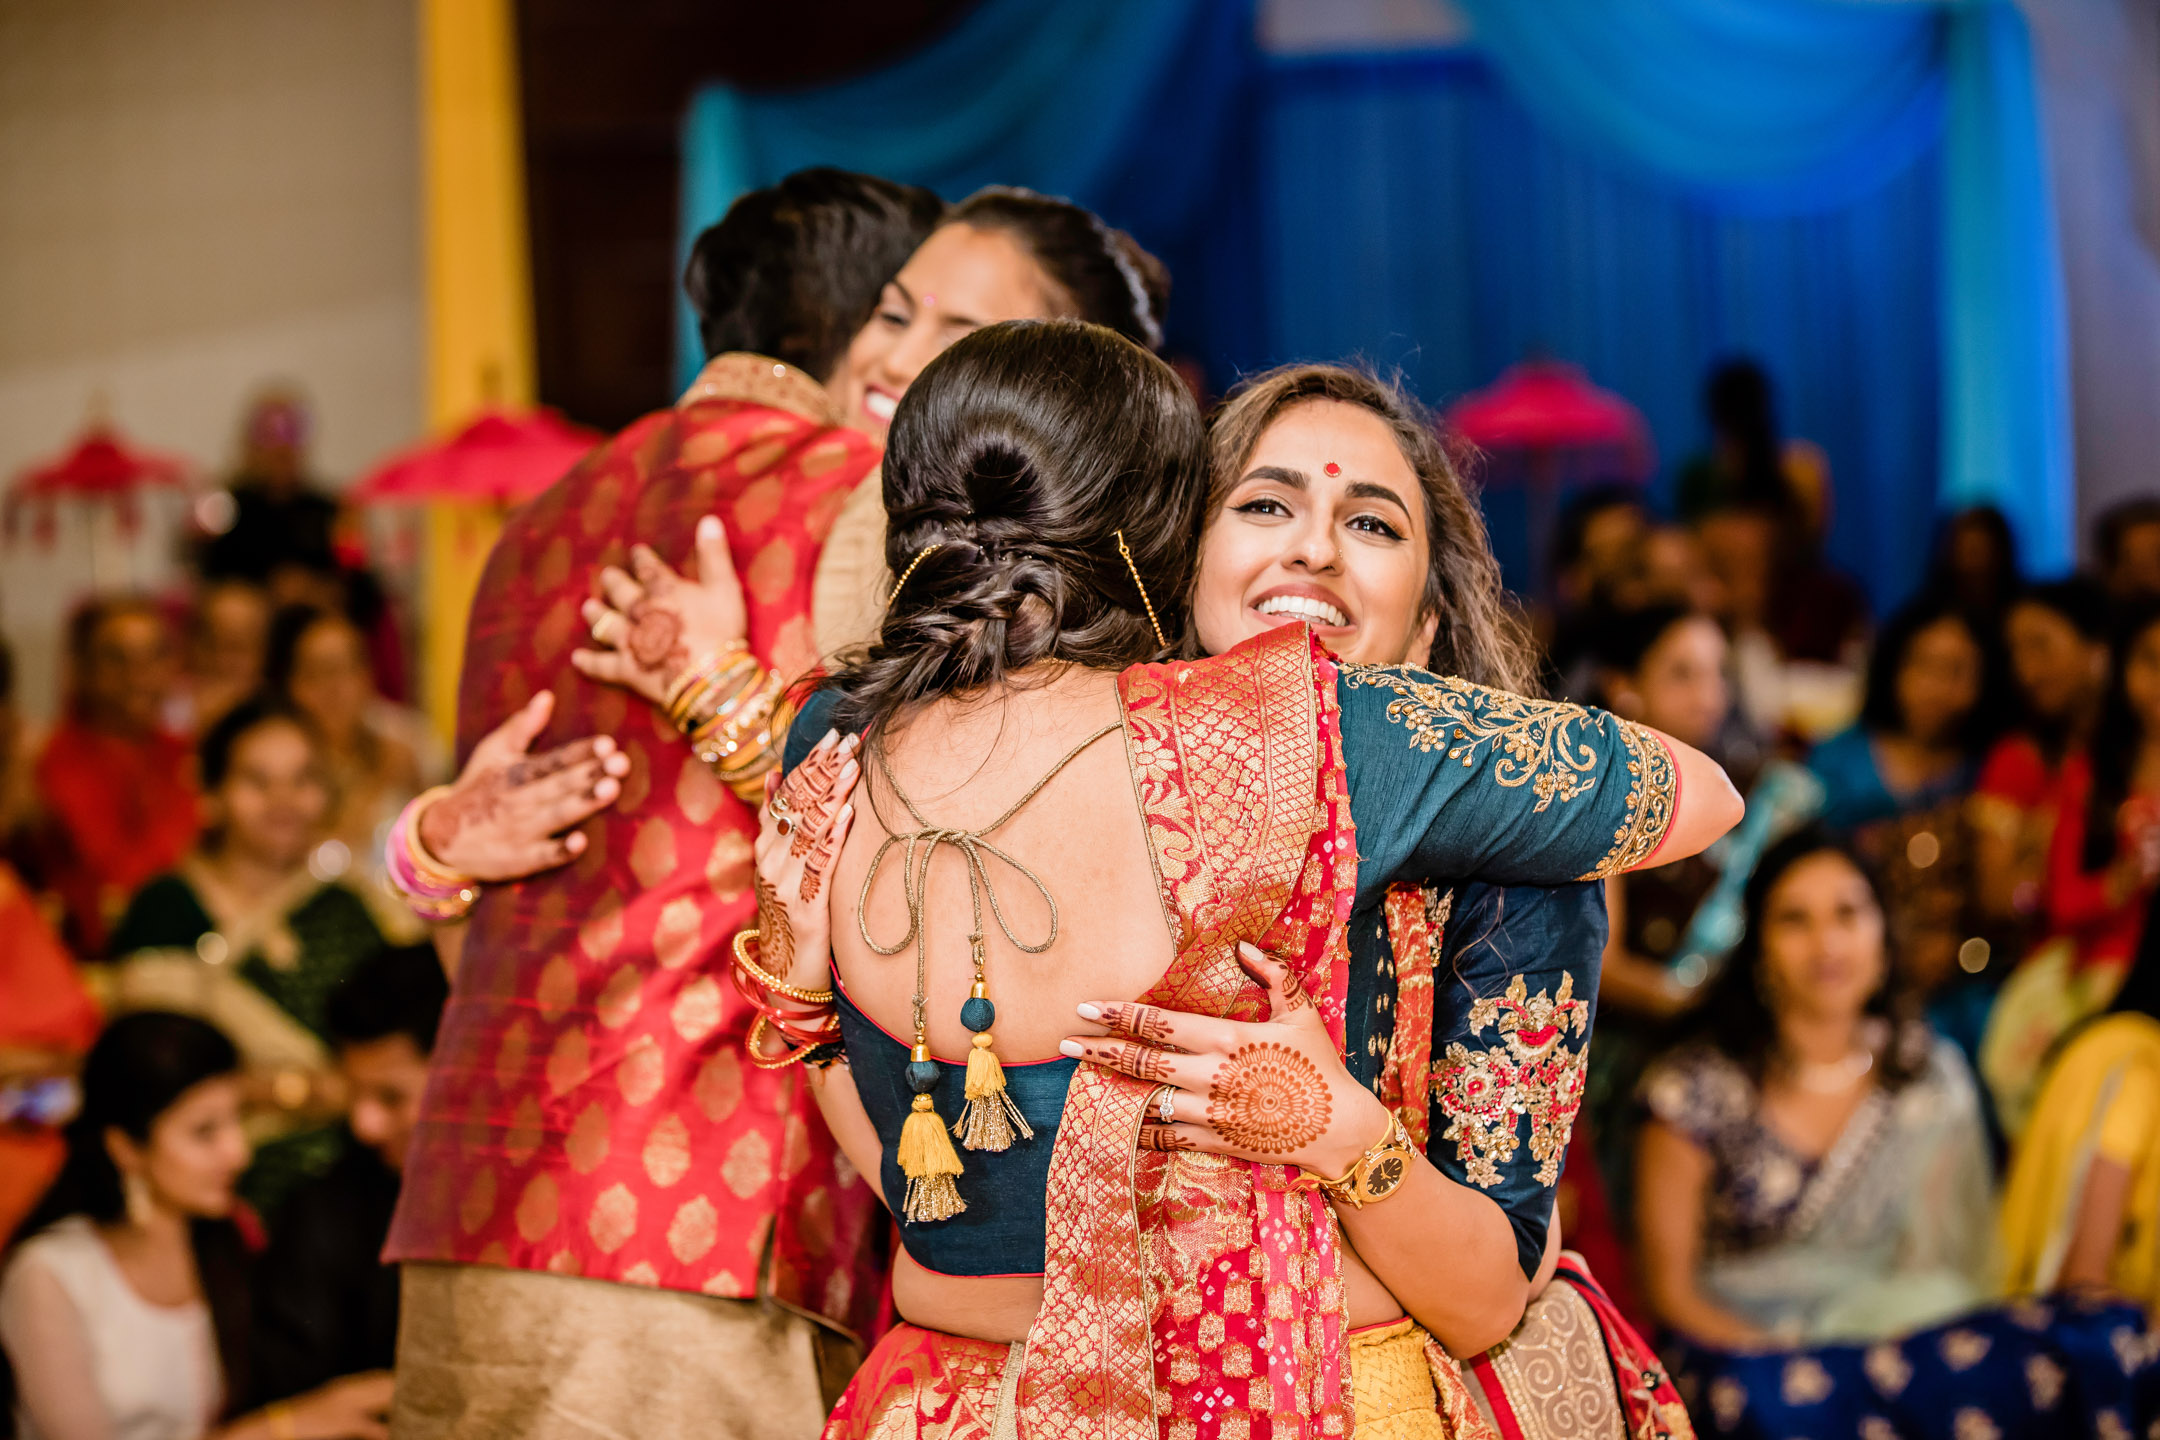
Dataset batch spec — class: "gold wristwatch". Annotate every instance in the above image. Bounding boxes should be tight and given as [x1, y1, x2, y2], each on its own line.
[1314, 1114, 1418, 1209]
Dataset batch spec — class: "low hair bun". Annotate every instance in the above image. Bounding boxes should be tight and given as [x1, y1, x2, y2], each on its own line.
[828, 320, 1207, 732]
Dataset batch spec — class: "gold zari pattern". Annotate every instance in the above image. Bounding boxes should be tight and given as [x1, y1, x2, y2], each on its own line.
[1337, 666, 1674, 881]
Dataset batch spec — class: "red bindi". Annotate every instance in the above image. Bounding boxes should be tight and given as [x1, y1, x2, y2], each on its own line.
[1323, 462, 1341, 477]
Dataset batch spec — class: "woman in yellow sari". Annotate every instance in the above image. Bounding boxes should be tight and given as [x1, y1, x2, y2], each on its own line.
[634, 320, 1738, 1438]
[2001, 884, 2160, 1311]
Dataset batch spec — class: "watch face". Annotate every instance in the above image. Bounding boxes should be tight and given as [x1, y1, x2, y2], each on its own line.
[1364, 1153, 1408, 1199]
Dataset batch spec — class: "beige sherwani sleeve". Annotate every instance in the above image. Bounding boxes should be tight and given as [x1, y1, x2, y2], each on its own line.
[811, 470, 890, 661]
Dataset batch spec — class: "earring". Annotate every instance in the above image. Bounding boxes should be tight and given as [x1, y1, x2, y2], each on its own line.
[122, 1169, 155, 1227]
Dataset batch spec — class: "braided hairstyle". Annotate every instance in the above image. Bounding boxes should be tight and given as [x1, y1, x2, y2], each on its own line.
[949, 189, 1169, 351]
[827, 320, 1206, 733]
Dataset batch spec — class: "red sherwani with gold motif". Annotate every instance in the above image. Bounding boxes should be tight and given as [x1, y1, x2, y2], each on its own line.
[385, 355, 886, 1340]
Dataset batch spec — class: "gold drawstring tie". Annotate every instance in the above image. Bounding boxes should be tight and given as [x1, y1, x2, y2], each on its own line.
[860, 722, 1121, 1222]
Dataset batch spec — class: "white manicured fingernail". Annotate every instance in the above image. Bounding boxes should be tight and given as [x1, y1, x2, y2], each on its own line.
[1059, 1040, 1084, 1058]
[1075, 1003, 1102, 1021]
[698, 516, 720, 539]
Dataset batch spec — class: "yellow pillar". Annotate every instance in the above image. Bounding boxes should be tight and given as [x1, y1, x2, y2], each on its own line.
[418, 0, 534, 745]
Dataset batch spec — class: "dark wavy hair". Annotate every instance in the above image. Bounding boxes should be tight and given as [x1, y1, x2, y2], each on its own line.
[950, 188, 1169, 351]
[1856, 592, 2005, 757]
[1197, 363, 1538, 692]
[2080, 599, 2160, 872]
[826, 320, 1207, 733]
[685, 167, 946, 379]
[1682, 827, 1927, 1091]
[198, 692, 316, 792]
[8, 1013, 254, 1415]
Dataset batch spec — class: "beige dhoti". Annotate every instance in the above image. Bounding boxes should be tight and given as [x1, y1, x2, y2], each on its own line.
[390, 1262, 862, 1440]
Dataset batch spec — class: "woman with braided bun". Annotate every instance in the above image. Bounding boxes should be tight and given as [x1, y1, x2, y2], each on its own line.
[680, 321, 1739, 1438]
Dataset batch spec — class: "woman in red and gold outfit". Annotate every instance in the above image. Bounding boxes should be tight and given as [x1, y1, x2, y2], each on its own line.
[620, 322, 1737, 1438]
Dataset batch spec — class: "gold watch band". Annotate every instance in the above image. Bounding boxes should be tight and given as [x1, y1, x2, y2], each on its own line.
[1315, 1114, 1417, 1210]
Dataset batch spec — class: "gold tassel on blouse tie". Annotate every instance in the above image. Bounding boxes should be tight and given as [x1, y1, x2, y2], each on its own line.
[862, 722, 1120, 1223]
[898, 1038, 966, 1223]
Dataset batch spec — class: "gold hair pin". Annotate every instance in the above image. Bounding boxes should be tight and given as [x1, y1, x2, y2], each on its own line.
[1115, 531, 1168, 649]
[890, 543, 939, 602]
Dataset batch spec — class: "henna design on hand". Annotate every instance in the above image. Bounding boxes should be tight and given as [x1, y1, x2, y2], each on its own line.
[1275, 963, 1313, 1014]
[420, 774, 506, 858]
[626, 603, 688, 674]
[1138, 1123, 1198, 1152]
[798, 836, 834, 905]
[789, 795, 836, 858]
[754, 869, 798, 976]
[1206, 1042, 1331, 1157]
[1103, 1003, 1177, 1044]
[1088, 1040, 1174, 1083]
[779, 746, 845, 816]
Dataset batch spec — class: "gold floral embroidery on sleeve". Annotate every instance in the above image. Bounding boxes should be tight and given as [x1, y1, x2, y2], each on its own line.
[1432, 973, 1589, 1188]
[1579, 719, 1677, 881]
[1340, 665, 1603, 810]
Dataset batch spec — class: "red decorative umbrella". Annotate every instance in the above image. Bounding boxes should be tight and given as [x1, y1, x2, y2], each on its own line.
[1444, 361, 1653, 474]
[352, 407, 600, 505]
[5, 424, 193, 545]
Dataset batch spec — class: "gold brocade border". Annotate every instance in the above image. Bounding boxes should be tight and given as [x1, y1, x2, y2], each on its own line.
[1578, 722, 1676, 882]
[1019, 625, 1338, 1438]
[678, 352, 837, 424]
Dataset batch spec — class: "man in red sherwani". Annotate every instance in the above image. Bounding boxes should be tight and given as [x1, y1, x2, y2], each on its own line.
[383, 170, 943, 1440]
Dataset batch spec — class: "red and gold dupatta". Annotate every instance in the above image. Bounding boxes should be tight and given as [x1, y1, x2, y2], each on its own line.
[1016, 625, 1358, 1439]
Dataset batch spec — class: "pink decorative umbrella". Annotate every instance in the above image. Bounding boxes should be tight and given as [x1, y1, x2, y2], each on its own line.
[1445, 362, 1654, 595]
[1445, 361, 1653, 474]
[352, 408, 599, 505]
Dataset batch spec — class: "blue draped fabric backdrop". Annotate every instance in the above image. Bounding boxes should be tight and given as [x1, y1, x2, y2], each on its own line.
[1261, 52, 1942, 608]
[676, 0, 2070, 607]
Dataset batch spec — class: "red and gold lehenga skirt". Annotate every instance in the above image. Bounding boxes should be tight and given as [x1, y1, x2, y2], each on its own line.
[827, 1256, 1685, 1440]
[823, 631, 1691, 1440]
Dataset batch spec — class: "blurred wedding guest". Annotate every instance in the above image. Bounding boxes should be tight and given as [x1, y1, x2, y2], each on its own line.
[199, 392, 340, 604]
[1970, 578, 2111, 932]
[0, 1011, 394, 1440]
[1982, 602, 2160, 1133]
[103, 699, 386, 1157]
[1595, 604, 1738, 1021]
[1922, 506, 2020, 634]
[1636, 830, 1993, 1350]
[1543, 484, 1650, 699]
[1617, 522, 1725, 616]
[2094, 497, 2160, 606]
[179, 581, 272, 737]
[1675, 358, 1830, 535]
[253, 948, 444, 1405]
[1808, 596, 2002, 1007]
[263, 606, 435, 882]
[0, 640, 102, 1243]
[33, 598, 199, 956]
[2001, 882, 2160, 1314]
[2040, 600, 2160, 972]
[1808, 597, 1995, 831]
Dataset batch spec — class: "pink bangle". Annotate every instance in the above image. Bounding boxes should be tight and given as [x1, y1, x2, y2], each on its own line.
[386, 787, 480, 922]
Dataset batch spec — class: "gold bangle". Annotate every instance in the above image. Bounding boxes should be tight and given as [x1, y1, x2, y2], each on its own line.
[669, 651, 758, 731]
[731, 928, 835, 1005]
[402, 785, 479, 891]
[264, 1402, 299, 1440]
